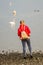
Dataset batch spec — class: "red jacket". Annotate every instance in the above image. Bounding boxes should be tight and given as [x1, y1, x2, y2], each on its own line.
[18, 24, 31, 38]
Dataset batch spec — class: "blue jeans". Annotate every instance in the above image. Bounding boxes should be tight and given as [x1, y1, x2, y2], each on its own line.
[21, 38, 32, 57]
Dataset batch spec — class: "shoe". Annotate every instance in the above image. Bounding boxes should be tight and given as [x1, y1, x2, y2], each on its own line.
[30, 55, 33, 58]
[23, 57, 26, 59]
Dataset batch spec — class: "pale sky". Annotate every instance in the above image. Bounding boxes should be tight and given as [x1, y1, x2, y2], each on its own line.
[0, 0, 43, 52]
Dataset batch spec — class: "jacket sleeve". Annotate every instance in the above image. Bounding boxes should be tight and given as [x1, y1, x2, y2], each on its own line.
[18, 28, 21, 37]
[26, 26, 31, 36]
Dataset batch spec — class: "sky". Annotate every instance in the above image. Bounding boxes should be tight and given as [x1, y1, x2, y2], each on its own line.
[0, 0, 43, 52]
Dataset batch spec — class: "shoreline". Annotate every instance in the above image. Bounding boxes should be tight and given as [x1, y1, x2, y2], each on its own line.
[0, 52, 43, 65]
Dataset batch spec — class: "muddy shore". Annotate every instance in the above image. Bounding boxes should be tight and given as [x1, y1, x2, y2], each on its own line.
[0, 52, 43, 65]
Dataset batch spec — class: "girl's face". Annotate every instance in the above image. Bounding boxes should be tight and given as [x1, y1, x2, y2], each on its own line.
[21, 21, 25, 25]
